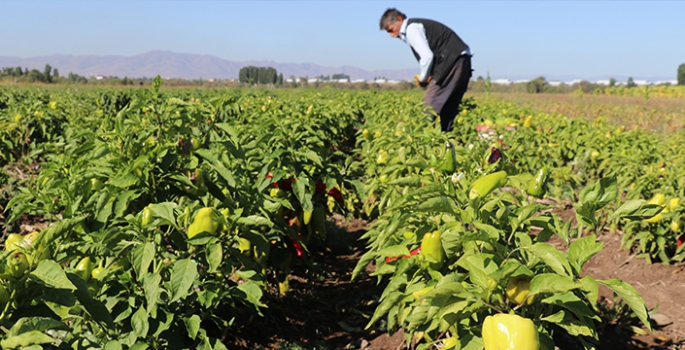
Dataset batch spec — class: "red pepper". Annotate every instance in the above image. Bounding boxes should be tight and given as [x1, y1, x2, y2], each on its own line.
[678, 233, 685, 249]
[328, 187, 344, 205]
[288, 236, 305, 259]
[315, 182, 327, 194]
[278, 178, 295, 191]
[384, 247, 421, 263]
[488, 146, 502, 164]
[385, 255, 408, 263]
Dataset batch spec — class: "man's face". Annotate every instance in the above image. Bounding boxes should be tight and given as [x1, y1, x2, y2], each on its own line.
[385, 17, 403, 39]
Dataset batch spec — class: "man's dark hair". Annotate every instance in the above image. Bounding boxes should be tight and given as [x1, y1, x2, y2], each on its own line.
[379, 8, 406, 30]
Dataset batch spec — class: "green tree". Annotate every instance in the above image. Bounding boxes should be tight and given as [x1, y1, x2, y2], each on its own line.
[43, 64, 52, 83]
[526, 76, 547, 93]
[53, 68, 59, 79]
[627, 77, 636, 88]
[609, 77, 616, 87]
[678, 63, 685, 85]
[238, 66, 279, 85]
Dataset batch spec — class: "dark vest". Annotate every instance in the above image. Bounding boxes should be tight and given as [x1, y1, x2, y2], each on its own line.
[406, 18, 468, 85]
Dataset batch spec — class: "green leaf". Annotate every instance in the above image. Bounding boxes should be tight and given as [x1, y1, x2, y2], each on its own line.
[387, 176, 423, 187]
[579, 276, 599, 308]
[456, 253, 498, 289]
[110, 174, 139, 188]
[529, 273, 579, 296]
[195, 149, 236, 188]
[151, 75, 162, 95]
[131, 307, 150, 338]
[301, 149, 323, 167]
[541, 291, 598, 321]
[43, 288, 75, 319]
[540, 310, 597, 337]
[377, 245, 410, 258]
[142, 272, 162, 314]
[185, 314, 202, 340]
[610, 200, 663, 221]
[292, 174, 313, 213]
[104, 340, 123, 350]
[7, 317, 70, 337]
[596, 176, 618, 208]
[352, 250, 376, 280]
[236, 280, 265, 308]
[236, 215, 273, 227]
[366, 292, 404, 329]
[149, 202, 179, 230]
[598, 279, 651, 331]
[0, 331, 55, 349]
[206, 242, 223, 273]
[169, 258, 198, 303]
[415, 196, 455, 214]
[524, 243, 572, 276]
[29, 260, 76, 290]
[67, 272, 115, 328]
[568, 234, 604, 274]
[132, 242, 155, 278]
[114, 190, 140, 218]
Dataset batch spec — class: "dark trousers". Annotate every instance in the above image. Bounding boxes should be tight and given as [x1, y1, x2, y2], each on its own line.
[423, 55, 472, 132]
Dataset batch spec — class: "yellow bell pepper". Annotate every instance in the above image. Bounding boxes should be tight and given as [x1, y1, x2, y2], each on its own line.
[482, 313, 539, 350]
[505, 278, 534, 305]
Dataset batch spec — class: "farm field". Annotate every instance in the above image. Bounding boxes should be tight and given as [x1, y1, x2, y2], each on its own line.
[1, 82, 685, 350]
[483, 92, 685, 135]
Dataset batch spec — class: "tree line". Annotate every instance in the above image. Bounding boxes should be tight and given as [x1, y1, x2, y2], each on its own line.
[238, 66, 283, 85]
[0, 64, 99, 84]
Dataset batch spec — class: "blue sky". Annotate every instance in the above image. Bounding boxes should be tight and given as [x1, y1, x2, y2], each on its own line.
[1, 1, 683, 80]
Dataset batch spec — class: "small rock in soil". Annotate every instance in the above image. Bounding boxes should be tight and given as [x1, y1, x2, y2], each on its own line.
[651, 313, 673, 327]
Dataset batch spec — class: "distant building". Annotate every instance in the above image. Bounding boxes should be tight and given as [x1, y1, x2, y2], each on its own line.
[491, 79, 512, 85]
[595, 80, 611, 86]
[634, 80, 650, 86]
[548, 81, 563, 86]
[653, 80, 678, 85]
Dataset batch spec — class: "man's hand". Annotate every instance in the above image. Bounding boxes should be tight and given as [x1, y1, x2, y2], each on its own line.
[414, 74, 432, 88]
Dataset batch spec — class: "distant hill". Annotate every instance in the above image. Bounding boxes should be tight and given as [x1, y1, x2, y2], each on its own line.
[0, 50, 418, 81]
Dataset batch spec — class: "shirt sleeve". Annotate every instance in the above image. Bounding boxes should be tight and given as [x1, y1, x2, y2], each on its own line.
[405, 23, 433, 82]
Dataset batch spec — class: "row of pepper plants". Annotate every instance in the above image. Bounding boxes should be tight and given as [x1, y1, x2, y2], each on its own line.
[0, 83, 683, 349]
[0, 80, 367, 349]
[352, 93, 685, 349]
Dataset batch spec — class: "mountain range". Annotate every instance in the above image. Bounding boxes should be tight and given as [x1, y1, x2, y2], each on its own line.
[0, 50, 674, 83]
[0, 50, 418, 81]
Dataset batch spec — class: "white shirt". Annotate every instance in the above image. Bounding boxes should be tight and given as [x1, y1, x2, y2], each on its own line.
[399, 19, 471, 83]
[399, 20, 433, 83]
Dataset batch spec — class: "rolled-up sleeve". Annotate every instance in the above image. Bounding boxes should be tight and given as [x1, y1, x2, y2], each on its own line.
[405, 23, 433, 82]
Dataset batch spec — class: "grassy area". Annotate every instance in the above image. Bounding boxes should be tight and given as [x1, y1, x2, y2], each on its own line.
[470, 92, 685, 134]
